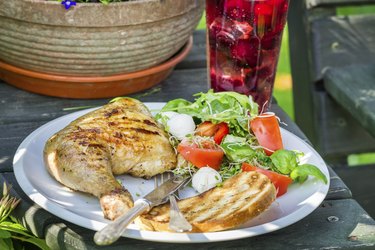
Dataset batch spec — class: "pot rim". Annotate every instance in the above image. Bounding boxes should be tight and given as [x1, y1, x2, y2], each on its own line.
[26, 0, 160, 6]
[0, 0, 204, 27]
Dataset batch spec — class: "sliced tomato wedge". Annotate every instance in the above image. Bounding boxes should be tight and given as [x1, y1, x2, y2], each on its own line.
[177, 140, 224, 170]
[250, 112, 283, 156]
[241, 163, 293, 197]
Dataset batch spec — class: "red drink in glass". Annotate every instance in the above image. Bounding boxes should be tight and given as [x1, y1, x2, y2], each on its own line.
[206, 0, 289, 111]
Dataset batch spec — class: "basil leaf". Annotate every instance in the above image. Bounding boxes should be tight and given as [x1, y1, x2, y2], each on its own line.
[290, 164, 328, 184]
[221, 143, 256, 163]
[221, 135, 255, 162]
[270, 149, 298, 174]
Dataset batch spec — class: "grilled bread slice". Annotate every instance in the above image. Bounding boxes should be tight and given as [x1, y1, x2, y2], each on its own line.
[136, 171, 277, 232]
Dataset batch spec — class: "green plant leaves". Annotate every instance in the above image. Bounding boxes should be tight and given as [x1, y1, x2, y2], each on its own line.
[0, 229, 11, 239]
[0, 238, 13, 250]
[157, 90, 259, 137]
[0, 182, 49, 249]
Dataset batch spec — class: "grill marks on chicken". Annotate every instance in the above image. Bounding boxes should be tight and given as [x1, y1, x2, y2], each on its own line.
[44, 98, 177, 220]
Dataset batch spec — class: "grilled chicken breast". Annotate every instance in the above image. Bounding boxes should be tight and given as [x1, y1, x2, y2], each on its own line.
[136, 171, 276, 232]
[44, 98, 177, 220]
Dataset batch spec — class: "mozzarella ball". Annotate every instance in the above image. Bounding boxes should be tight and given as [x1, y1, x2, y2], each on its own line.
[161, 111, 178, 120]
[167, 114, 195, 139]
[192, 167, 222, 193]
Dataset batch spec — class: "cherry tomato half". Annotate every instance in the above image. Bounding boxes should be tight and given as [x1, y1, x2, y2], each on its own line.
[250, 112, 283, 156]
[195, 121, 218, 137]
[195, 122, 229, 144]
[177, 140, 224, 170]
[213, 123, 229, 144]
[242, 163, 293, 197]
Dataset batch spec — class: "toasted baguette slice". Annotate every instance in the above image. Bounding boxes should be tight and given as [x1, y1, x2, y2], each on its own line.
[135, 171, 277, 233]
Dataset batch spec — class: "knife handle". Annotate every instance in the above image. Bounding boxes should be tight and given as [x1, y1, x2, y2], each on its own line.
[94, 199, 150, 245]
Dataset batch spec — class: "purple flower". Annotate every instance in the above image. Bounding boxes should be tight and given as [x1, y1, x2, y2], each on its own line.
[61, 0, 77, 10]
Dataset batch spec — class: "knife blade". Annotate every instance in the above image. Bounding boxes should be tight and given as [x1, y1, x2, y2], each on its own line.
[94, 175, 190, 245]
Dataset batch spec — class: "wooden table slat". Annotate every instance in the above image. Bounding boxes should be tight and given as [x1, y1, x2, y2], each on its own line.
[324, 63, 375, 138]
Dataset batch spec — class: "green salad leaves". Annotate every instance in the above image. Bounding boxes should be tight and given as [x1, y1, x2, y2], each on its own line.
[157, 90, 328, 186]
[156, 90, 258, 137]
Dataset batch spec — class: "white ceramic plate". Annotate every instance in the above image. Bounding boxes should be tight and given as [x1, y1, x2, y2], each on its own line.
[13, 103, 330, 243]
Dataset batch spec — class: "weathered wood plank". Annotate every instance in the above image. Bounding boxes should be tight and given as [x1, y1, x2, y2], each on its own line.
[0, 120, 48, 172]
[311, 15, 375, 81]
[0, 68, 208, 125]
[314, 91, 375, 161]
[43, 199, 375, 250]
[326, 166, 352, 200]
[307, 0, 375, 9]
[324, 64, 375, 138]
[334, 164, 375, 218]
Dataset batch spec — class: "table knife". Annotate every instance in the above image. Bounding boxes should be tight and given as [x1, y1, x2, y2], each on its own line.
[94, 175, 191, 245]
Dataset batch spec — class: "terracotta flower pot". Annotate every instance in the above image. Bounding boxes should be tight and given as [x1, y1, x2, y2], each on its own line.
[0, 0, 204, 76]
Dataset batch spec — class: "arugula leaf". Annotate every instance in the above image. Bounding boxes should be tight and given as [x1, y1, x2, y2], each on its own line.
[155, 99, 193, 118]
[156, 90, 259, 137]
[270, 149, 298, 174]
[290, 164, 328, 184]
[201, 91, 258, 117]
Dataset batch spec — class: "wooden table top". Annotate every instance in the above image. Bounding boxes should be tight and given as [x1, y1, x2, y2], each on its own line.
[0, 30, 374, 249]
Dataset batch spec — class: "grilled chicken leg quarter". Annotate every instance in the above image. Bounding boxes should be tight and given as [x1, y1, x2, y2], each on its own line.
[44, 98, 177, 220]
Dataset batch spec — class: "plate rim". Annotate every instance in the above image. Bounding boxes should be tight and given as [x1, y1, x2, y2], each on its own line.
[13, 103, 330, 243]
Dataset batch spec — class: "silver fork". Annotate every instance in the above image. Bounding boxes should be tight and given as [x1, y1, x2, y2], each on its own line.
[155, 173, 192, 232]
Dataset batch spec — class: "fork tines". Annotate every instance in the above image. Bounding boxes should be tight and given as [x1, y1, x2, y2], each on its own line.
[153, 172, 173, 188]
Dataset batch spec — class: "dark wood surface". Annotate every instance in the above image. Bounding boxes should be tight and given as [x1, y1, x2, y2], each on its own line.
[334, 164, 375, 218]
[0, 30, 374, 249]
[311, 15, 375, 82]
[324, 63, 375, 138]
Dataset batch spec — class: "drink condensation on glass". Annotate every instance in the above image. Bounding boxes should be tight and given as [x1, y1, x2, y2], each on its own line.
[206, 0, 290, 111]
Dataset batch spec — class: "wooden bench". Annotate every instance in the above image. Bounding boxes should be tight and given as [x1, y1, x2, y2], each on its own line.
[288, 0, 375, 217]
[288, 0, 375, 163]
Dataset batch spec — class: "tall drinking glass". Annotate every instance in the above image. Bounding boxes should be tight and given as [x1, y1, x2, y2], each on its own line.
[206, 0, 289, 111]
